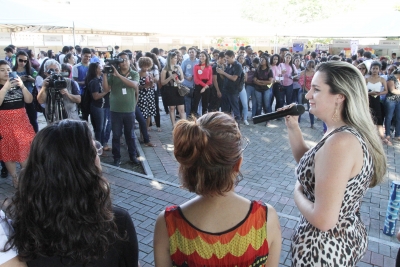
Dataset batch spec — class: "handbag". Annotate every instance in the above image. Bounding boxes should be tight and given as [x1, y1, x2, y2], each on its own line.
[177, 84, 190, 96]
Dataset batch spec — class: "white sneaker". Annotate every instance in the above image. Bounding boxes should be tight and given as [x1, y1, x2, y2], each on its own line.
[244, 120, 249, 125]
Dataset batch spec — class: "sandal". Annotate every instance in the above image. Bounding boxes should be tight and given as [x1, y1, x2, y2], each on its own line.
[103, 144, 111, 151]
[383, 138, 393, 146]
[157, 127, 162, 132]
[144, 142, 156, 147]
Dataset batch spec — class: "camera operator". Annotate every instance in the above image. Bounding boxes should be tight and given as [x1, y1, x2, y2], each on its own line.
[37, 59, 81, 123]
[102, 52, 140, 167]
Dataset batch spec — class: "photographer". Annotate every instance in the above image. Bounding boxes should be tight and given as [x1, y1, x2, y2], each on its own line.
[37, 59, 81, 123]
[102, 52, 140, 167]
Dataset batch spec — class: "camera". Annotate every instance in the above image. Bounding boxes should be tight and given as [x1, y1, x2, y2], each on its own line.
[102, 58, 124, 74]
[47, 69, 67, 90]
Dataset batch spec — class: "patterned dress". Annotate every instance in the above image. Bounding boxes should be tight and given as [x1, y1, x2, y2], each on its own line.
[137, 76, 156, 119]
[291, 126, 373, 267]
[164, 200, 269, 267]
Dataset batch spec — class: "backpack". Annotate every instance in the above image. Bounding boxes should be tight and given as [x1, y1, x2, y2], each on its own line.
[81, 83, 91, 114]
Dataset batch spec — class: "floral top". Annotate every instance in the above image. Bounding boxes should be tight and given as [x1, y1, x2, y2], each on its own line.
[386, 75, 400, 101]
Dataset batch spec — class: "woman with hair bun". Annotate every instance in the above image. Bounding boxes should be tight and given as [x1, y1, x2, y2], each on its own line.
[154, 112, 281, 267]
[4, 120, 139, 267]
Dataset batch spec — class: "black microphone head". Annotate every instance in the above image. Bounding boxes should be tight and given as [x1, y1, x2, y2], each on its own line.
[295, 104, 306, 115]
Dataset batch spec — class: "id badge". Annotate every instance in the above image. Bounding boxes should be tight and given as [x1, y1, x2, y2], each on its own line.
[122, 88, 127, 95]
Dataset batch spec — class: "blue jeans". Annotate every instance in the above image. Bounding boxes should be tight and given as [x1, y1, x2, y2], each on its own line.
[104, 108, 111, 144]
[245, 85, 257, 118]
[385, 99, 400, 137]
[184, 95, 192, 117]
[298, 89, 314, 126]
[254, 89, 273, 116]
[283, 84, 294, 105]
[221, 90, 240, 121]
[135, 105, 150, 143]
[90, 105, 107, 145]
[239, 88, 248, 120]
[111, 111, 137, 160]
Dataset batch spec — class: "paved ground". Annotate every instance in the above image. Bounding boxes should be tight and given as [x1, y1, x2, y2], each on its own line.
[0, 105, 399, 267]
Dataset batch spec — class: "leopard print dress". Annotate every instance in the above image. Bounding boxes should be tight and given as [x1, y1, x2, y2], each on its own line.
[291, 126, 373, 267]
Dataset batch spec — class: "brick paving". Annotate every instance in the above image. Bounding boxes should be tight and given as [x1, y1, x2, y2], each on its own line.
[0, 107, 399, 266]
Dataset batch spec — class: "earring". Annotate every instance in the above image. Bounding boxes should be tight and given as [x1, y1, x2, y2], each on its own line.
[332, 103, 339, 122]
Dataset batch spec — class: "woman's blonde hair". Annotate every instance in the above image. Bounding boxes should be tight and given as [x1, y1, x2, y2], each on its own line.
[317, 61, 386, 187]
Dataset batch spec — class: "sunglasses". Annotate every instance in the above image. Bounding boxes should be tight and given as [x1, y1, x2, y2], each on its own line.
[18, 59, 28, 63]
[358, 67, 366, 70]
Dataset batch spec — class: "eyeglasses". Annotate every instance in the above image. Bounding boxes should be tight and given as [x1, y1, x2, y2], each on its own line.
[94, 140, 103, 155]
[241, 137, 250, 152]
[18, 59, 28, 63]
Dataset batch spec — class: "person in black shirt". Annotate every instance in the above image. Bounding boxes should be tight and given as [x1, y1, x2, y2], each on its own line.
[5, 120, 139, 267]
[209, 52, 225, 111]
[217, 50, 243, 122]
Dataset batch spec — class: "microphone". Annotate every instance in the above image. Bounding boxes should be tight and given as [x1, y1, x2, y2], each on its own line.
[252, 104, 306, 124]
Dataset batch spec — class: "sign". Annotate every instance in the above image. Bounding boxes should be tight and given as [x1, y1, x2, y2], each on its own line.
[43, 35, 63, 45]
[121, 37, 133, 46]
[257, 39, 269, 46]
[293, 43, 304, 52]
[292, 39, 308, 44]
[379, 40, 400, 46]
[148, 37, 158, 43]
[0, 33, 11, 44]
[350, 40, 359, 56]
[333, 39, 351, 45]
[87, 36, 102, 46]
[316, 44, 329, 51]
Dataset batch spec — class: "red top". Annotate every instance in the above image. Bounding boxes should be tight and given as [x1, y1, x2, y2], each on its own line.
[193, 64, 213, 87]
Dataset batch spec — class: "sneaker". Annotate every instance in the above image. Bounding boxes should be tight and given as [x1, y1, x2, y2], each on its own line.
[244, 120, 249, 126]
[1, 167, 8, 178]
[113, 159, 121, 167]
[130, 156, 140, 165]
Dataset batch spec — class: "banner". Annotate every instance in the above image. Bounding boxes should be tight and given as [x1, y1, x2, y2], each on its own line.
[350, 40, 359, 56]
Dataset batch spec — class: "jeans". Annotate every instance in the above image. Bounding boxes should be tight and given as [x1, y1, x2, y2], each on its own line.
[239, 88, 248, 121]
[25, 102, 38, 133]
[292, 88, 300, 103]
[184, 95, 192, 117]
[135, 105, 150, 143]
[154, 89, 161, 128]
[246, 85, 257, 118]
[221, 90, 240, 121]
[104, 108, 111, 143]
[273, 83, 284, 111]
[208, 86, 221, 112]
[111, 111, 137, 160]
[192, 84, 211, 115]
[298, 89, 314, 125]
[254, 89, 273, 116]
[385, 99, 400, 137]
[383, 182, 400, 236]
[283, 84, 294, 105]
[90, 105, 107, 145]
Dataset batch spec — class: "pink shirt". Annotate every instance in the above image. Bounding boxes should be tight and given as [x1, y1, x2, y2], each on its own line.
[270, 65, 281, 80]
[279, 63, 297, 86]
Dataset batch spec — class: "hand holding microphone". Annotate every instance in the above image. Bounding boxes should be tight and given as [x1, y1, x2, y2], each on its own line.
[252, 104, 305, 125]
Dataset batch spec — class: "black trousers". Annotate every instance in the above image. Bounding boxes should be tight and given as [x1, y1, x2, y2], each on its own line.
[208, 85, 221, 112]
[191, 83, 211, 115]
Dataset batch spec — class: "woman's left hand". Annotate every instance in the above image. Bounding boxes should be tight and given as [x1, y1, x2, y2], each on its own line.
[11, 76, 24, 88]
[200, 87, 206, 93]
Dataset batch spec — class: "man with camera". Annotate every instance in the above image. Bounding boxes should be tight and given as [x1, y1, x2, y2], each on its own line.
[37, 59, 81, 123]
[102, 52, 140, 167]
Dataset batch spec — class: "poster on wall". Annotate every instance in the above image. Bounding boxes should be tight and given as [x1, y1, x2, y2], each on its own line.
[293, 43, 304, 52]
[350, 40, 359, 56]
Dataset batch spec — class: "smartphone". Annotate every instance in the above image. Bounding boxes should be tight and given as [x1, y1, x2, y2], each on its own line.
[9, 72, 18, 80]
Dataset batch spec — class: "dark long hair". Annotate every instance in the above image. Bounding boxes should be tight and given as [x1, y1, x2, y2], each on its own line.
[270, 54, 281, 66]
[85, 63, 100, 87]
[38, 58, 49, 78]
[258, 53, 271, 73]
[5, 120, 121, 265]
[198, 51, 210, 67]
[12, 51, 32, 76]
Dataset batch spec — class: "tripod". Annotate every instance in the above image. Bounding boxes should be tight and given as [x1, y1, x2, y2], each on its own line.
[46, 88, 67, 123]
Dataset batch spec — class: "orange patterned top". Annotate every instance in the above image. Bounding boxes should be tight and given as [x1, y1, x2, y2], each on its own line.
[164, 200, 269, 267]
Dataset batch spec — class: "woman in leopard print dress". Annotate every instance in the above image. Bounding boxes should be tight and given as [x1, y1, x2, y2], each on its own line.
[282, 61, 387, 266]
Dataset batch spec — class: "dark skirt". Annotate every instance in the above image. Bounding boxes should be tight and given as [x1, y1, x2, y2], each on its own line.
[163, 85, 184, 106]
[368, 95, 383, 125]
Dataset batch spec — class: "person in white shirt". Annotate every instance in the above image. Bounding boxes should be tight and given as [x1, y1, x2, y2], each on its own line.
[38, 51, 48, 67]
[180, 46, 189, 61]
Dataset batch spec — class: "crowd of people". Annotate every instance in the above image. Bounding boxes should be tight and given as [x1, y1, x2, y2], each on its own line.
[0, 42, 399, 266]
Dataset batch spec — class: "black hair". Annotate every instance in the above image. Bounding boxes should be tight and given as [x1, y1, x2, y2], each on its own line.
[225, 50, 235, 58]
[0, 60, 10, 67]
[252, 57, 260, 64]
[381, 61, 387, 71]
[62, 46, 70, 54]
[151, 47, 160, 55]
[85, 62, 100, 87]
[239, 46, 245, 51]
[310, 52, 317, 58]
[38, 58, 49, 78]
[135, 51, 143, 62]
[213, 49, 220, 54]
[90, 49, 96, 54]
[357, 48, 364, 56]
[63, 53, 74, 64]
[114, 45, 120, 50]
[364, 51, 372, 59]
[4, 46, 13, 53]
[76, 47, 82, 54]
[82, 48, 91, 55]
[370, 61, 382, 70]
[351, 54, 357, 61]
[321, 57, 328, 62]
[218, 52, 225, 59]
[270, 54, 281, 66]
[346, 58, 352, 64]
[69, 46, 74, 51]
[5, 120, 121, 265]
[61, 63, 72, 76]
[12, 51, 32, 76]
[198, 51, 210, 67]
[117, 52, 129, 58]
[7, 44, 15, 50]
[122, 50, 133, 60]
[47, 50, 54, 58]
[27, 50, 34, 59]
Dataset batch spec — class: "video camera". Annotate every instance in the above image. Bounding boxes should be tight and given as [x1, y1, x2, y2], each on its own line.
[102, 58, 124, 74]
[47, 69, 67, 91]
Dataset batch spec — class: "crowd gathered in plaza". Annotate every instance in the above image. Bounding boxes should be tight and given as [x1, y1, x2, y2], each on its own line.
[0, 42, 399, 266]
